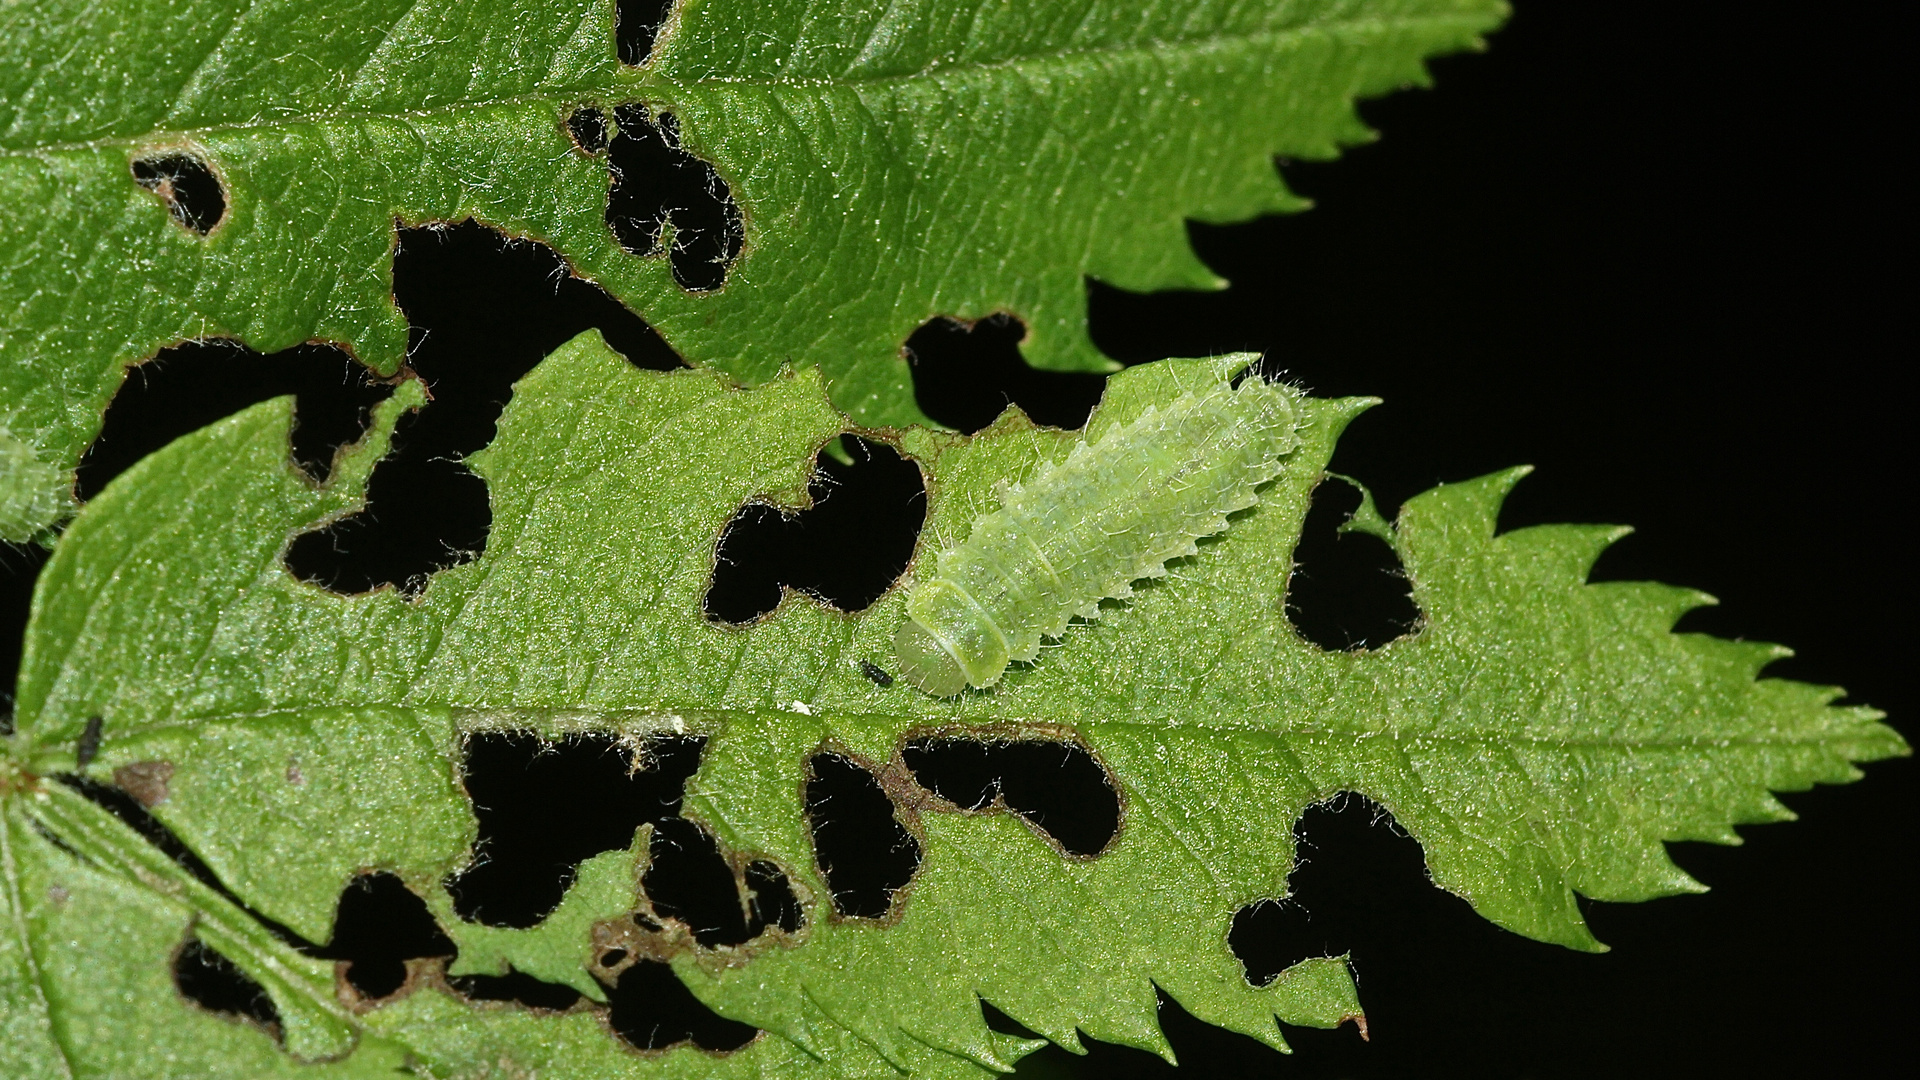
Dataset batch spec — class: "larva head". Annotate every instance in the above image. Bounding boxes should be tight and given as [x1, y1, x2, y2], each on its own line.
[892, 620, 969, 697]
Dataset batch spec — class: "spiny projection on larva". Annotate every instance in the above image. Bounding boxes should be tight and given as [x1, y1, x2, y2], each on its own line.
[893, 355, 1302, 695]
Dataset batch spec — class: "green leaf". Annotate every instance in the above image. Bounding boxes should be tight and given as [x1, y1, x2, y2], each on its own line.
[0, 0, 1506, 539]
[435, 829, 649, 1002]
[0, 422, 68, 544]
[4, 1, 1903, 1074]
[3, 333, 1901, 1076]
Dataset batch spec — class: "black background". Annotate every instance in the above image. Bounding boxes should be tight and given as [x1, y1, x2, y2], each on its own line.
[3, 1, 1911, 1077]
[1048, 2, 1915, 1076]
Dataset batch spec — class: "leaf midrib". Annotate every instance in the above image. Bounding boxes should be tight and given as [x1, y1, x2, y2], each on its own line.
[666, 11, 1492, 90]
[0, 9, 1491, 157]
[46, 706, 1866, 755]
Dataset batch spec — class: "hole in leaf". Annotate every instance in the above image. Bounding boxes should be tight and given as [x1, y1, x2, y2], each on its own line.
[1084, 268, 1268, 368]
[0, 542, 52, 737]
[642, 817, 744, 944]
[705, 435, 925, 623]
[567, 106, 609, 154]
[284, 221, 683, 596]
[643, 817, 802, 946]
[449, 968, 585, 1012]
[615, 0, 675, 65]
[132, 152, 226, 234]
[803, 753, 920, 920]
[447, 732, 704, 928]
[605, 959, 759, 1051]
[55, 775, 315, 947]
[902, 314, 1108, 433]
[312, 872, 454, 1000]
[606, 105, 744, 292]
[76, 340, 390, 501]
[1229, 792, 1419, 988]
[744, 859, 804, 935]
[174, 938, 280, 1032]
[1284, 478, 1420, 651]
[1228, 898, 1326, 988]
[901, 735, 1121, 856]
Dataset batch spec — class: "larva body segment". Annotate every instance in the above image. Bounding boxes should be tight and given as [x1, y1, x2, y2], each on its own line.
[893, 369, 1299, 696]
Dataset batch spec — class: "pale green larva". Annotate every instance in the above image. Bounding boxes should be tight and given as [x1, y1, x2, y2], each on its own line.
[892, 361, 1300, 696]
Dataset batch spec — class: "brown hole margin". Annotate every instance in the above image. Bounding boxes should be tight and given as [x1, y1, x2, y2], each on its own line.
[896, 721, 1126, 860]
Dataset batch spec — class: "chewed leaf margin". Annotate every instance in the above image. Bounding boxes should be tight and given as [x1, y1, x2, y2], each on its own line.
[0, 0, 1510, 540]
[3, 334, 1905, 1079]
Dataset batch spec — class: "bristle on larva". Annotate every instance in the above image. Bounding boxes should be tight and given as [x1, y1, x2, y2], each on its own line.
[892, 360, 1300, 696]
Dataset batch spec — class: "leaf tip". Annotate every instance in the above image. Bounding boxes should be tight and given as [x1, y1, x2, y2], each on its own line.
[1501, 463, 1537, 486]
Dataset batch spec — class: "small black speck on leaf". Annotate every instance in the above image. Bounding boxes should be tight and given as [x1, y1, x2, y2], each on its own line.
[75, 717, 103, 768]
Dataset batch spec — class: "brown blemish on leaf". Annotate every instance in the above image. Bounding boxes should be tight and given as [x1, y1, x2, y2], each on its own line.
[113, 760, 174, 807]
[0, 761, 42, 797]
[285, 756, 305, 786]
[45, 885, 69, 907]
[1346, 1013, 1370, 1041]
[592, 911, 690, 970]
